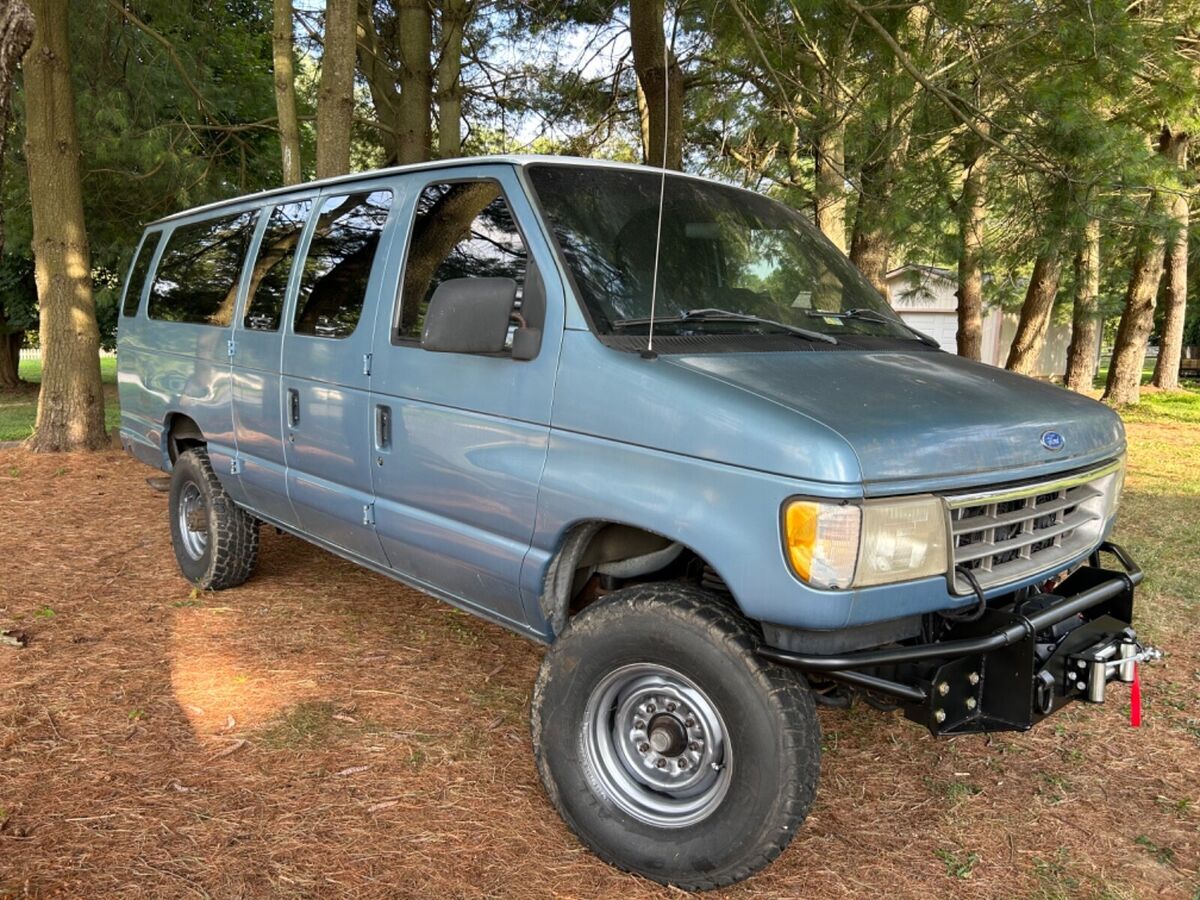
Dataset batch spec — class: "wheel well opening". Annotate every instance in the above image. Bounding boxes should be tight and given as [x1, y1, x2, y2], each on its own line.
[540, 522, 732, 636]
[165, 414, 205, 464]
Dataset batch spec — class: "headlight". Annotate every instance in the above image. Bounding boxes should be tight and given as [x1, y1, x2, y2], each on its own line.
[783, 495, 949, 589]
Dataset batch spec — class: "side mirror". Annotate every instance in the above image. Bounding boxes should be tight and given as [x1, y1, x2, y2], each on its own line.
[421, 277, 517, 354]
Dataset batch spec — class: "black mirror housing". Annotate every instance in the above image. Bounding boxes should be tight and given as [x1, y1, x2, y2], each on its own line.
[421, 277, 517, 354]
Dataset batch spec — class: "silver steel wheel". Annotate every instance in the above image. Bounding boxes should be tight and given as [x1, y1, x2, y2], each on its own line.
[581, 662, 732, 828]
[177, 481, 208, 561]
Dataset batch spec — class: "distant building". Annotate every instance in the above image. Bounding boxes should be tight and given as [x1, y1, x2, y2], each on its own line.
[885, 264, 1086, 378]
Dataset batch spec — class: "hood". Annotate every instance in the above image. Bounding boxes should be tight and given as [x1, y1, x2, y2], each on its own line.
[664, 349, 1125, 493]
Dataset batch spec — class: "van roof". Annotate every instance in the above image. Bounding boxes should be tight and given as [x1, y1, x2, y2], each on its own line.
[146, 155, 734, 228]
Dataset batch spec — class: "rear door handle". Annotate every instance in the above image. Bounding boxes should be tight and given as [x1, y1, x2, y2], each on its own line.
[375, 404, 392, 450]
[287, 388, 300, 427]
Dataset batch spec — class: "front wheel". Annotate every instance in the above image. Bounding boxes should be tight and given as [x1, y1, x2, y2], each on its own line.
[531, 584, 820, 890]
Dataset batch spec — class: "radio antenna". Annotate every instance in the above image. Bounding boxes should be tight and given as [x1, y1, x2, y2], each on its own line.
[642, 34, 672, 359]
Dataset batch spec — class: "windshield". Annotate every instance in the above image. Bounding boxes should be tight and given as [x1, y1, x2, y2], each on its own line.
[528, 164, 913, 342]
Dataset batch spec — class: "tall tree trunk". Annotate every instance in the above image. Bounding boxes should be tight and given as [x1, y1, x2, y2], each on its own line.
[435, 0, 467, 158]
[1005, 249, 1064, 375]
[0, 0, 33, 391]
[1151, 140, 1190, 390]
[955, 150, 988, 360]
[813, 115, 847, 252]
[629, 0, 683, 170]
[23, 0, 106, 451]
[1064, 216, 1101, 393]
[356, 1, 401, 165]
[272, 0, 302, 184]
[1104, 128, 1184, 406]
[0, 329, 21, 388]
[395, 0, 432, 164]
[848, 4, 924, 299]
[849, 164, 891, 298]
[315, 0, 356, 179]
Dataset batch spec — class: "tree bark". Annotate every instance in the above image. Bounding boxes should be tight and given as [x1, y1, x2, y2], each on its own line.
[272, 0, 302, 184]
[23, 0, 107, 450]
[1064, 216, 1101, 393]
[435, 0, 467, 159]
[629, 0, 683, 171]
[0, 329, 21, 388]
[395, 0, 433, 164]
[1151, 140, 1190, 390]
[356, 0, 401, 166]
[814, 124, 847, 252]
[1005, 249, 1064, 375]
[849, 166, 891, 298]
[0, 0, 33, 391]
[316, 0, 356, 179]
[955, 151, 988, 360]
[1103, 128, 1184, 406]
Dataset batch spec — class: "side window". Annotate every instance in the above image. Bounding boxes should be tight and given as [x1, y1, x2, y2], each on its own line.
[243, 200, 312, 331]
[148, 210, 257, 327]
[121, 234, 160, 317]
[293, 190, 392, 339]
[396, 181, 527, 341]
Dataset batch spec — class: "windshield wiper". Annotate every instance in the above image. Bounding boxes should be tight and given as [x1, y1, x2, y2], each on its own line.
[804, 307, 940, 348]
[613, 308, 838, 345]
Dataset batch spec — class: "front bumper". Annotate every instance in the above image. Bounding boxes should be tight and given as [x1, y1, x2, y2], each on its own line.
[760, 543, 1156, 735]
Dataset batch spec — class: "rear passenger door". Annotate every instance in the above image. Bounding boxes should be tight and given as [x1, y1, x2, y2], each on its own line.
[230, 195, 317, 527]
[279, 186, 397, 565]
[368, 167, 564, 628]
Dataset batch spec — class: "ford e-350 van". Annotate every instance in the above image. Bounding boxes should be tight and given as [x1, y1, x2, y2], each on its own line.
[118, 156, 1154, 889]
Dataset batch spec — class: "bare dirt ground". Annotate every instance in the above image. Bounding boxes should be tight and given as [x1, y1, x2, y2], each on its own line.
[1, 423, 1197, 898]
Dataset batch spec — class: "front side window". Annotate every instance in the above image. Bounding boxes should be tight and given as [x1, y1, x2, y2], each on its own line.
[396, 181, 527, 341]
[121, 233, 160, 317]
[243, 200, 313, 332]
[293, 190, 392, 339]
[528, 165, 912, 344]
[148, 211, 257, 327]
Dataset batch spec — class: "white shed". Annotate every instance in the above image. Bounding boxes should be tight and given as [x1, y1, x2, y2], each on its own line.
[885, 264, 1079, 378]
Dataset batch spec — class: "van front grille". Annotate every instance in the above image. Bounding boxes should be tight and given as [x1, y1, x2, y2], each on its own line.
[947, 462, 1121, 594]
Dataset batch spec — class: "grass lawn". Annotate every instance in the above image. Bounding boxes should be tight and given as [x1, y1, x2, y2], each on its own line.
[0, 356, 119, 442]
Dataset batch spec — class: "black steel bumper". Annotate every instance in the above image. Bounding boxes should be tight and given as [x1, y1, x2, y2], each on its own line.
[761, 542, 1151, 735]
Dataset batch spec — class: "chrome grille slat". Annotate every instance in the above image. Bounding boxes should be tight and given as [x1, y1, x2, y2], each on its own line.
[947, 462, 1119, 594]
[950, 486, 1100, 536]
[952, 509, 1100, 565]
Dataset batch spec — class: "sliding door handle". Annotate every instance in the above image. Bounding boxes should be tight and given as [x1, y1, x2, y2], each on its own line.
[287, 388, 300, 427]
[375, 404, 392, 450]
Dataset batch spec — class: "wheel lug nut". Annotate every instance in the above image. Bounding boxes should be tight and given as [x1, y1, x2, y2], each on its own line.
[666, 702, 676, 712]
[677, 758, 688, 769]
[656, 759, 666, 769]
[634, 720, 645, 730]
[689, 741, 700, 751]
[685, 718, 695, 727]
[646, 703, 655, 713]
[638, 742, 649, 753]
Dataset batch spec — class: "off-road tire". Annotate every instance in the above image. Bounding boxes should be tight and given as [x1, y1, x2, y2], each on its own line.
[168, 447, 259, 590]
[531, 583, 820, 890]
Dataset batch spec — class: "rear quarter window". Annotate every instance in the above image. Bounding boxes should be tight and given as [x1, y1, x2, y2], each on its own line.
[120, 234, 161, 317]
[148, 210, 258, 327]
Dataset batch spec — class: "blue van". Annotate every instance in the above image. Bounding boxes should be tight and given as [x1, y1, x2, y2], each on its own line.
[117, 156, 1152, 890]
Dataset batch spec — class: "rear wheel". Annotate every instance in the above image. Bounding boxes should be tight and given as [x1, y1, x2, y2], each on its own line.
[168, 447, 259, 590]
[531, 584, 820, 890]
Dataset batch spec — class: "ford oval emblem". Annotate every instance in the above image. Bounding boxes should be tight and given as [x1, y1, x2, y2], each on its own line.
[1041, 430, 1065, 452]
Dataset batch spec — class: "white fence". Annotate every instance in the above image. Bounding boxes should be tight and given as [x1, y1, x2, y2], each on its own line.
[19, 348, 117, 362]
